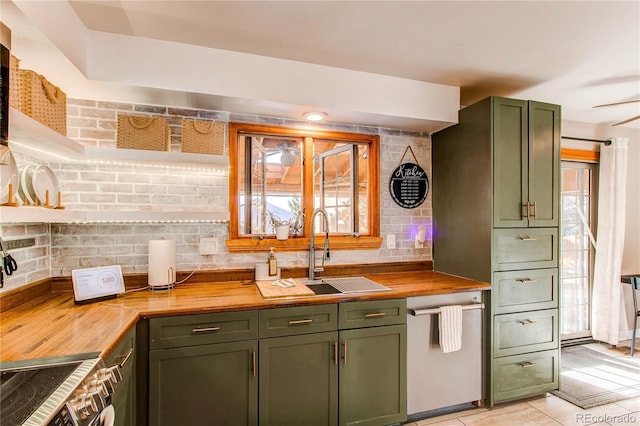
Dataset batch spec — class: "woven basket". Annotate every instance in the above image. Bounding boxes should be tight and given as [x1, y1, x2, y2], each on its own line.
[181, 118, 225, 155]
[117, 114, 170, 151]
[9, 54, 20, 110]
[18, 69, 67, 135]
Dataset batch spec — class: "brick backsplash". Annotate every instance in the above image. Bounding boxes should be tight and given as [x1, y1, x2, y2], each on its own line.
[0, 100, 432, 290]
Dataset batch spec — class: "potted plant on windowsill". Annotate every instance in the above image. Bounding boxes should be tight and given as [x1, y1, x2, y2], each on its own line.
[267, 211, 290, 240]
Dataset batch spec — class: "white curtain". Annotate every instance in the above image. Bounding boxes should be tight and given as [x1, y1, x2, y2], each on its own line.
[591, 137, 629, 345]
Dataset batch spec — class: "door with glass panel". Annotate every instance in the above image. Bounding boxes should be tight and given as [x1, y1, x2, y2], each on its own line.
[561, 162, 597, 339]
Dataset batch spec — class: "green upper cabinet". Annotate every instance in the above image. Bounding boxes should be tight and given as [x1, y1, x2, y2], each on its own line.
[494, 98, 561, 228]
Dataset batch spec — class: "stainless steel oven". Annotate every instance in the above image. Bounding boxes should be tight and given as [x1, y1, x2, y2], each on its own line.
[0, 353, 122, 426]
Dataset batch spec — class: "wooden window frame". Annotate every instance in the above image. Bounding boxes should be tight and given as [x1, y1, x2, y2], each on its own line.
[226, 122, 382, 253]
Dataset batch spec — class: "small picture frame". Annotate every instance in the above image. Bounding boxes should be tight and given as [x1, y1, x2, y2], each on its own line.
[72, 265, 125, 304]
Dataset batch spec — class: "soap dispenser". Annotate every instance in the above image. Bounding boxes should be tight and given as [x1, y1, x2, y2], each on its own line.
[267, 247, 278, 277]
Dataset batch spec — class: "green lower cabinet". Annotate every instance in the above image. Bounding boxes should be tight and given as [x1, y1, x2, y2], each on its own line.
[492, 349, 559, 403]
[339, 325, 407, 426]
[106, 328, 136, 426]
[149, 340, 258, 426]
[259, 331, 339, 426]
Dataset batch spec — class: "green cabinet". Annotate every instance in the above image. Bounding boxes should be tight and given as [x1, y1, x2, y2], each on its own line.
[106, 327, 136, 426]
[493, 98, 561, 229]
[259, 331, 339, 426]
[432, 96, 561, 406]
[148, 310, 259, 426]
[258, 299, 406, 426]
[339, 325, 407, 426]
[146, 301, 406, 426]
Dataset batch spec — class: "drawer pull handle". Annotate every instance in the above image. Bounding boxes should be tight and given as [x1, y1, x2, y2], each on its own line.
[333, 341, 338, 365]
[343, 341, 348, 365]
[520, 361, 537, 368]
[519, 236, 537, 241]
[288, 319, 313, 325]
[532, 201, 538, 220]
[517, 278, 538, 284]
[364, 312, 386, 318]
[119, 348, 134, 368]
[523, 201, 531, 220]
[518, 319, 537, 325]
[192, 326, 221, 333]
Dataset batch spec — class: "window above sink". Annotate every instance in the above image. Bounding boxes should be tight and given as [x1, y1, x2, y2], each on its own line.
[226, 122, 382, 253]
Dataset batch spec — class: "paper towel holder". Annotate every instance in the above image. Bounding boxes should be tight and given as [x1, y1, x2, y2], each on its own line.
[148, 238, 177, 291]
[149, 266, 176, 291]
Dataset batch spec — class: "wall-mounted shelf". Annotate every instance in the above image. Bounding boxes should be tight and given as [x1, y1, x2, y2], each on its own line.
[8, 108, 229, 170]
[1, 109, 231, 225]
[0, 207, 229, 224]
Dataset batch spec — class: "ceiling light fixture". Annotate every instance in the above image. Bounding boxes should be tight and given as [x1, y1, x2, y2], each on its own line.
[280, 152, 296, 167]
[302, 111, 327, 121]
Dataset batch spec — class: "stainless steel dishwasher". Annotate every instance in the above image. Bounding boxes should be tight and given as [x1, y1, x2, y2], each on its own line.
[407, 291, 484, 418]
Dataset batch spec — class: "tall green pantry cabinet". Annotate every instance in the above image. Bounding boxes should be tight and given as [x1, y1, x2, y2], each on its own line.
[432, 96, 561, 406]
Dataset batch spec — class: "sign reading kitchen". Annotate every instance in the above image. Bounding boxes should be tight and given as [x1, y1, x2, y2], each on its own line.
[389, 146, 429, 209]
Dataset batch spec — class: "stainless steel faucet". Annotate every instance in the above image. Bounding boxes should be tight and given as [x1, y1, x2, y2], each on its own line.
[308, 208, 330, 280]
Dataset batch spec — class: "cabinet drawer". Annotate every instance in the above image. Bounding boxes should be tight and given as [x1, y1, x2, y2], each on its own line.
[338, 298, 406, 330]
[493, 309, 558, 357]
[259, 304, 338, 338]
[493, 268, 558, 314]
[150, 310, 258, 349]
[493, 228, 558, 271]
[493, 349, 558, 403]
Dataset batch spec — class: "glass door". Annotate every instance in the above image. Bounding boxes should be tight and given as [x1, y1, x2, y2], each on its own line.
[561, 162, 597, 340]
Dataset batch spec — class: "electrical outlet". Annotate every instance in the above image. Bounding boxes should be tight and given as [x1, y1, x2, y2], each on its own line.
[199, 237, 217, 255]
[386, 234, 396, 249]
[415, 226, 426, 248]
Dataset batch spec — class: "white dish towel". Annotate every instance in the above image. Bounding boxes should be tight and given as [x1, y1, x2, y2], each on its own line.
[439, 305, 463, 353]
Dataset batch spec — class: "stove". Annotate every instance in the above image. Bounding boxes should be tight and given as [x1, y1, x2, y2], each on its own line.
[0, 353, 121, 426]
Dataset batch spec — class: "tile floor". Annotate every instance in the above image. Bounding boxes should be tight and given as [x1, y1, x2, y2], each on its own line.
[405, 341, 640, 426]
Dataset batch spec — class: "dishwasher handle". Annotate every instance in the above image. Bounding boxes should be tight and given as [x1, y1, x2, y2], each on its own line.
[408, 302, 484, 316]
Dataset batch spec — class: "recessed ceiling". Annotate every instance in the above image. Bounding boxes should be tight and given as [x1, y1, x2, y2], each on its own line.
[2, 0, 639, 131]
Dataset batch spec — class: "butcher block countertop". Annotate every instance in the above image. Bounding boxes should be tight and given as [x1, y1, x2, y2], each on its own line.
[0, 270, 489, 363]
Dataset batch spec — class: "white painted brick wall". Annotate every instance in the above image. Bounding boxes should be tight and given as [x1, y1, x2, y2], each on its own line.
[1, 99, 433, 288]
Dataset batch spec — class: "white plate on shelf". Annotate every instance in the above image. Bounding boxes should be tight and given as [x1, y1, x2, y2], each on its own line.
[0, 150, 19, 204]
[32, 165, 60, 205]
[20, 164, 37, 205]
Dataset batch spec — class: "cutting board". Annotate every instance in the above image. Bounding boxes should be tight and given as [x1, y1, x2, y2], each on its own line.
[255, 278, 315, 299]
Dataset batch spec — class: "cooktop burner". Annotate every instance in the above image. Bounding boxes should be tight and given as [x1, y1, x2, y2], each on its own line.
[0, 362, 79, 425]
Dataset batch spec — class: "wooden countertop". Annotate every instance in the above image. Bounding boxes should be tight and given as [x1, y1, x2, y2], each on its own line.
[0, 270, 489, 364]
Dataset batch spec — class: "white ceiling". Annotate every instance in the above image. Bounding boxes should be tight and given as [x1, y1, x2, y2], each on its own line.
[2, 0, 639, 132]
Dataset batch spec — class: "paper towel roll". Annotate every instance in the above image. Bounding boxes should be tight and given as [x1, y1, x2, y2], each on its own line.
[148, 239, 176, 288]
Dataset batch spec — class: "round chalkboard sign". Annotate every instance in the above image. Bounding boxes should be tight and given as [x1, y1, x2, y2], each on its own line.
[389, 162, 429, 209]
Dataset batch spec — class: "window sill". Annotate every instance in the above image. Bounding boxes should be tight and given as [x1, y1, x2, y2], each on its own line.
[225, 236, 383, 253]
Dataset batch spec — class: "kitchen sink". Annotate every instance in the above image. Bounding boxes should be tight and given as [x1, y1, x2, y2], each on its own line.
[301, 276, 392, 295]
